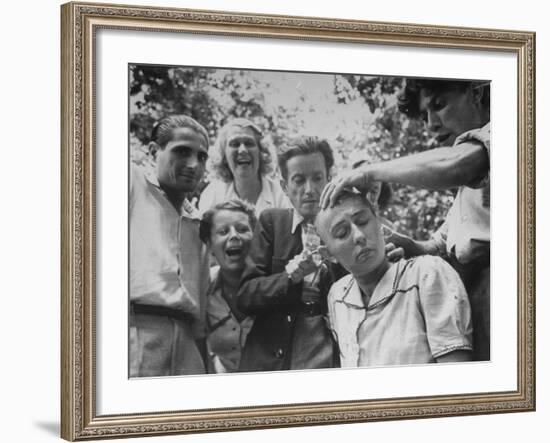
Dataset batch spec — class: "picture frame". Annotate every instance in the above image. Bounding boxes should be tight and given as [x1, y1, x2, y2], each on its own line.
[61, 1, 536, 440]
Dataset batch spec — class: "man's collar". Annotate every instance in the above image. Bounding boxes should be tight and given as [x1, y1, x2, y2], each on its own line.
[291, 209, 305, 234]
[144, 166, 161, 188]
[144, 168, 201, 220]
[181, 199, 202, 220]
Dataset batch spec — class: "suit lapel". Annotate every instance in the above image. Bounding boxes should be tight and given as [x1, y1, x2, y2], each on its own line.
[273, 209, 303, 259]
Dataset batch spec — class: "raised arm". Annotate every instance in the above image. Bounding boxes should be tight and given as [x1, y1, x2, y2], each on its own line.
[321, 141, 488, 209]
[361, 142, 488, 189]
[237, 211, 302, 315]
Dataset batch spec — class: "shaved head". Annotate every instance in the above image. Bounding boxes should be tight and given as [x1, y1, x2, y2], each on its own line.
[315, 189, 386, 278]
[315, 189, 375, 238]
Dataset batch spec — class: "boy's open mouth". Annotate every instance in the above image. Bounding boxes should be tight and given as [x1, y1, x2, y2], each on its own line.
[225, 246, 244, 257]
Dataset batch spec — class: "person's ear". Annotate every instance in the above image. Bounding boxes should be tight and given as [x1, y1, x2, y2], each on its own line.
[317, 245, 337, 264]
[148, 141, 161, 161]
[470, 84, 484, 106]
[280, 177, 288, 194]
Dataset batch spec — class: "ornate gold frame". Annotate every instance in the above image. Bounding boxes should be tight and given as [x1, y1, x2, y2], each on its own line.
[61, 1, 536, 440]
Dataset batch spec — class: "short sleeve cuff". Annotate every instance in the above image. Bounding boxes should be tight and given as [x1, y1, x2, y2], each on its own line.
[432, 342, 473, 359]
[455, 124, 491, 189]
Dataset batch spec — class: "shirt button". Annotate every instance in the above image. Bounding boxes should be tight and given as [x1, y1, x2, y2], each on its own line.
[275, 349, 285, 358]
[286, 315, 292, 323]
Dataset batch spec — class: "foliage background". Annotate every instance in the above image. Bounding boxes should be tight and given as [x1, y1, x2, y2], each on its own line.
[129, 64, 456, 240]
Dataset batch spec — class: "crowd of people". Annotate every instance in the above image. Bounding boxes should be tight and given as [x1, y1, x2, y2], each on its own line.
[129, 78, 490, 377]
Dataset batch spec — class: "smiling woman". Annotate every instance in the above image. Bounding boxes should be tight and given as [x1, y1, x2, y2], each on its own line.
[199, 118, 291, 216]
[199, 199, 257, 373]
[60, 4, 535, 436]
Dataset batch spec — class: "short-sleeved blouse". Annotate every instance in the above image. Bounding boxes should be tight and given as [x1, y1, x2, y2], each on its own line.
[206, 267, 254, 373]
[327, 256, 473, 367]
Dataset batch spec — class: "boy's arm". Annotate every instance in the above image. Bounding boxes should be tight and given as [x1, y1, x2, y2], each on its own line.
[237, 211, 302, 315]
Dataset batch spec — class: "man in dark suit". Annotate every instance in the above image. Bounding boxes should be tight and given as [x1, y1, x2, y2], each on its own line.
[237, 137, 344, 372]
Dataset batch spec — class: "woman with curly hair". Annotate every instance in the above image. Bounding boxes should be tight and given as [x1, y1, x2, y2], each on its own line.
[199, 118, 290, 216]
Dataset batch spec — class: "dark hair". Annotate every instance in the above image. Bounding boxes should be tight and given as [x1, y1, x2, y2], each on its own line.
[352, 158, 392, 210]
[397, 78, 490, 119]
[150, 114, 209, 148]
[278, 136, 334, 181]
[208, 118, 274, 183]
[199, 199, 257, 244]
[377, 182, 392, 210]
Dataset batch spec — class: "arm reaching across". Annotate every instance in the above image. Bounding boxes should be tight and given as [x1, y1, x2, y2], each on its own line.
[320, 141, 488, 209]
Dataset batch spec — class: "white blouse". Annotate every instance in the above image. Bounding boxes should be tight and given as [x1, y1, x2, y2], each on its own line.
[199, 176, 291, 217]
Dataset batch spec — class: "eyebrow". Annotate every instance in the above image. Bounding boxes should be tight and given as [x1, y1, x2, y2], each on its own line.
[169, 142, 208, 154]
[289, 172, 304, 180]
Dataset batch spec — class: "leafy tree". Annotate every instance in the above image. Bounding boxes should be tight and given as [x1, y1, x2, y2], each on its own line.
[333, 74, 454, 239]
[129, 65, 455, 239]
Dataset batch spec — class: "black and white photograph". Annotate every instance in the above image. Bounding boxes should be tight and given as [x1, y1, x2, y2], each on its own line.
[54, 1, 539, 440]
[128, 64, 490, 377]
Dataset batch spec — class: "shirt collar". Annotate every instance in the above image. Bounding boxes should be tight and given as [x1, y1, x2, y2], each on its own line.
[454, 122, 491, 147]
[257, 176, 273, 207]
[336, 276, 363, 308]
[334, 262, 398, 309]
[291, 208, 305, 234]
[229, 176, 274, 207]
[206, 270, 232, 326]
[208, 266, 223, 295]
[144, 166, 161, 188]
[181, 199, 202, 220]
[144, 168, 201, 221]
